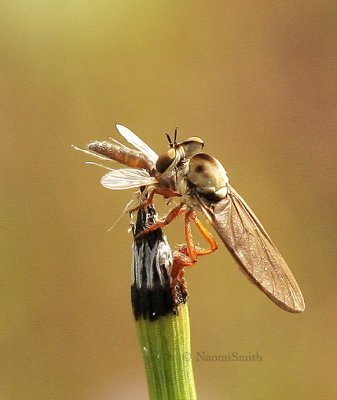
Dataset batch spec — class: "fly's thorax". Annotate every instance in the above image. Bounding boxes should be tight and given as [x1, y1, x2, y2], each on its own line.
[175, 161, 194, 206]
[181, 137, 204, 159]
[185, 153, 229, 203]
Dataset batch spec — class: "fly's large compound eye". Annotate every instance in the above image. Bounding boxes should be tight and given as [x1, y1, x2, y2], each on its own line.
[156, 148, 177, 173]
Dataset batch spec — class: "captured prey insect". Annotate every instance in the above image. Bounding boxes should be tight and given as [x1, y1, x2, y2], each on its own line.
[73, 124, 305, 313]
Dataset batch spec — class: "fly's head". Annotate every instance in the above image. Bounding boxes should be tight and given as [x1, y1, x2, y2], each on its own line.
[156, 133, 204, 174]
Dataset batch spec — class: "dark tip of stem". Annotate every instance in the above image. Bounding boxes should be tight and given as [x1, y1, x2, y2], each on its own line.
[131, 203, 187, 321]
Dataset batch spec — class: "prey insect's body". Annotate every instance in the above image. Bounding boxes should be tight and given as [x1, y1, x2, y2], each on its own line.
[74, 124, 305, 313]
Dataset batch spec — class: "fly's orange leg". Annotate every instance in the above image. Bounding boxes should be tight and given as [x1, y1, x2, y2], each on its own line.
[184, 210, 218, 262]
[135, 202, 186, 238]
[168, 211, 218, 307]
[171, 214, 218, 306]
[171, 245, 195, 307]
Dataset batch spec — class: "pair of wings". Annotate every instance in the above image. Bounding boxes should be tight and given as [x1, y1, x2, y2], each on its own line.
[83, 124, 305, 313]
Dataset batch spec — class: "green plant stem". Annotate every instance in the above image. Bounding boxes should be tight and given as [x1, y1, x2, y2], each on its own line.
[136, 304, 196, 400]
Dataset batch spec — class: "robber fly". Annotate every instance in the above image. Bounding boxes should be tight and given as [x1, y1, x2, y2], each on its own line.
[73, 124, 305, 313]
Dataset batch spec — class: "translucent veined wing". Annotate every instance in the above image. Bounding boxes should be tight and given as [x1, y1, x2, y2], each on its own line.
[116, 124, 159, 165]
[101, 168, 157, 190]
[71, 145, 113, 161]
[197, 184, 305, 313]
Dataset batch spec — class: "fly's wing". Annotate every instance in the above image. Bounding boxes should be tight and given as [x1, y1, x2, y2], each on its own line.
[197, 185, 305, 313]
[101, 168, 157, 190]
[116, 124, 159, 165]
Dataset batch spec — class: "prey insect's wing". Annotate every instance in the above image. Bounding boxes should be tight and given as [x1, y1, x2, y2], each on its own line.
[116, 124, 159, 165]
[71, 145, 113, 161]
[197, 184, 305, 313]
[101, 168, 157, 190]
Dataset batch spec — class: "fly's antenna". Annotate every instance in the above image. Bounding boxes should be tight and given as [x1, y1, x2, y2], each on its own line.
[174, 127, 178, 146]
[165, 127, 178, 148]
[165, 133, 174, 148]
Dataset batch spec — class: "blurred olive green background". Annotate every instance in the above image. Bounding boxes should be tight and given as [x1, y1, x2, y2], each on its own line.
[1, 1, 336, 399]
